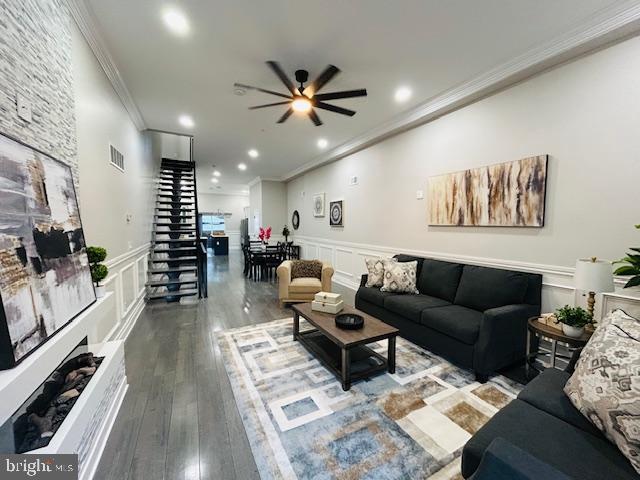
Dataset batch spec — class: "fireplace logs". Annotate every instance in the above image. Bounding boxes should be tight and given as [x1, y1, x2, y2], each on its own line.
[14, 352, 103, 453]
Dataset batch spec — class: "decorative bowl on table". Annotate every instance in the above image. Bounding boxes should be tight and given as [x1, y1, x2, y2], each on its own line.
[335, 313, 364, 330]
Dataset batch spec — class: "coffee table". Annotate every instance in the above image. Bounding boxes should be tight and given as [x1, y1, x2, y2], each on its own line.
[291, 303, 399, 391]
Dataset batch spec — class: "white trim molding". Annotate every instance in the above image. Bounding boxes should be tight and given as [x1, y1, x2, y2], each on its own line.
[293, 235, 640, 317]
[282, 1, 640, 180]
[65, 0, 146, 130]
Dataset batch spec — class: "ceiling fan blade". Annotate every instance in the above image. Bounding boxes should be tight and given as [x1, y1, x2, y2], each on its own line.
[249, 101, 291, 110]
[314, 102, 356, 116]
[313, 89, 367, 101]
[308, 109, 323, 126]
[277, 108, 294, 124]
[303, 65, 340, 97]
[266, 61, 297, 96]
[234, 83, 292, 99]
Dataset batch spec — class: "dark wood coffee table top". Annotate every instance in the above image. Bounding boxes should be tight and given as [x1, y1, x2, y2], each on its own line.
[291, 303, 399, 348]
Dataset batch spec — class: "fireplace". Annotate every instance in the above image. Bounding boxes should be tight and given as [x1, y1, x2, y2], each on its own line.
[7, 338, 103, 453]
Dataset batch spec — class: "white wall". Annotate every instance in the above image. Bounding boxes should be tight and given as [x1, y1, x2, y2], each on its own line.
[261, 180, 288, 234]
[287, 35, 640, 313]
[72, 21, 156, 341]
[161, 133, 191, 161]
[249, 181, 262, 236]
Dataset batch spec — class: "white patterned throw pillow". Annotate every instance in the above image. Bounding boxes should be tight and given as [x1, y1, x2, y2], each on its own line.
[380, 260, 419, 294]
[564, 309, 640, 474]
[364, 257, 396, 288]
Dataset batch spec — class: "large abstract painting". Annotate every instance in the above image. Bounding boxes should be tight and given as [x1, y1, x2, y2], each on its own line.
[428, 155, 548, 227]
[0, 133, 95, 369]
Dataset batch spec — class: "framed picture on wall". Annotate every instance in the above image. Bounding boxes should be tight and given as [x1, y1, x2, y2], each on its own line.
[313, 193, 325, 217]
[0, 131, 96, 370]
[329, 200, 344, 227]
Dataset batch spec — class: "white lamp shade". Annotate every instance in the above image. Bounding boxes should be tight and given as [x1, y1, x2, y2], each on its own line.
[574, 258, 614, 293]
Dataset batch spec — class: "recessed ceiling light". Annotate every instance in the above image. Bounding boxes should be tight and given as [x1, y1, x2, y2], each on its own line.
[213, 170, 221, 177]
[248, 149, 259, 158]
[178, 114, 194, 128]
[211, 177, 219, 183]
[238, 163, 247, 171]
[317, 138, 328, 149]
[162, 7, 190, 36]
[292, 97, 312, 113]
[394, 86, 412, 103]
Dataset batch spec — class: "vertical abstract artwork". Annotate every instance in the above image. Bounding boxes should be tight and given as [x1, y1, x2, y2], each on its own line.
[0, 133, 95, 369]
[428, 155, 548, 227]
[313, 193, 325, 217]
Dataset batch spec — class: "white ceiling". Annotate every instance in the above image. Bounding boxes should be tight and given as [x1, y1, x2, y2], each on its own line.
[87, 0, 623, 194]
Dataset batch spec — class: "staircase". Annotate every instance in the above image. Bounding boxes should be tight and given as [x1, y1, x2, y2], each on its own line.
[146, 158, 204, 302]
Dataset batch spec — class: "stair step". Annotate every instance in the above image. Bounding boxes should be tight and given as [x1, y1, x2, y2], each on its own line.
[160, 166, 193, 172]
[155, 230, 195, 234]
[148, 266, 197, 274]
[156, 202, 195, 206]
[152, 247, 197, 253]
[154, 222, 196, 227]
[147, 289, 198, 300]
[159, 175, 194, 181]
[146, 278, 198, 287]
[155, 215, 195, 219]
[158, 180, 194, 185]
[155, 207, 195, 211]
[150, 256, 197, 263]
[154, 239, 197, 243]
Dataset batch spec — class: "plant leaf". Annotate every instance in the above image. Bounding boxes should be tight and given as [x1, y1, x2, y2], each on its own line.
[624, 276, 640, 288]
[614, 265, 640, 276]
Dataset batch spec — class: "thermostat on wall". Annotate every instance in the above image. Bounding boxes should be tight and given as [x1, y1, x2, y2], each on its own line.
[416, 190, 424, 200]
[349, 176, 358, 186]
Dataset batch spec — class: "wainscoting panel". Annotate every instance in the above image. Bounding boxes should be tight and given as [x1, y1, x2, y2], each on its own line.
[100, 243, 151, 342]
[293, 235, 640, 317]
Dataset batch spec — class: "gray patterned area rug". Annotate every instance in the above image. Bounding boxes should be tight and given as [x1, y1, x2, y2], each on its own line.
[218, 318, 522, 480]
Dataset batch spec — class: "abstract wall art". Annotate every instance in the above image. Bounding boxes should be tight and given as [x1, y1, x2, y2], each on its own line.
[427, 155, 548, 227]
[329, 200, 343, 227]
[313, 193, 325, 217]
[0, 132, 95, 370]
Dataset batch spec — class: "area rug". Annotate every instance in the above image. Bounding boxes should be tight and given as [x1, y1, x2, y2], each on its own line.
[218, 318, 522, 480]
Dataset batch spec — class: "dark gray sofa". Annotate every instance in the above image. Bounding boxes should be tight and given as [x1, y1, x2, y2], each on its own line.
[462, 367, 639, 479]
[355, 255, 542, 380]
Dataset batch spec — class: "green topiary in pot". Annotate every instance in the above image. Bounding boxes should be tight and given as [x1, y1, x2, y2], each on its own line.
[554, 305, 590, 338]
[87, 246, 109, 298]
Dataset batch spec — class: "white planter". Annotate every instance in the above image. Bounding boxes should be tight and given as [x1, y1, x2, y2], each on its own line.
[562, 324, 584, 338]
[95, 285, 106, 298]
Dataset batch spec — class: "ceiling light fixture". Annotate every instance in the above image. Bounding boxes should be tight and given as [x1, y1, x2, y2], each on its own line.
[211, 178, 219, 183]
[248, 149, 259, 158]
[178, 114, 194, 128]
[317, 138, 328, 149]
[238, 163, 247, 171]
[394, 86, 412, 103]
[213, 170, 221, 177]
[291, 97, 312, 113]
[162, 7, 190, 36]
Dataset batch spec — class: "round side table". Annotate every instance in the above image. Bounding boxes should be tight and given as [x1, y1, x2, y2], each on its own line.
[526, 317, 591, 379]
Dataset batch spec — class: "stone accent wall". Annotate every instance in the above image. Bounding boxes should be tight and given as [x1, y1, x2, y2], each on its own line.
[0, 0, 77, 181]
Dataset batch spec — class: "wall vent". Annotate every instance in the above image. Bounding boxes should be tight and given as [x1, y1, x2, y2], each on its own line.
[109, 144, 124, 172]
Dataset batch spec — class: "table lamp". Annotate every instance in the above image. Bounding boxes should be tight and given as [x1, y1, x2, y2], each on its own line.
[574, 257, 614, 323]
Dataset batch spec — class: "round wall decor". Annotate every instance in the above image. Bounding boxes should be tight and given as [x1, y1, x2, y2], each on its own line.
[329, 200, 343, 227]
[292, 210, 300, 230]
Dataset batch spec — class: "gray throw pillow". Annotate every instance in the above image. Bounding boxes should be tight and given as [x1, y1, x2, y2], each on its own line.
[380, 260, 419, 294]
[364, 257, 396, 288]
[564, 309, 640, 474]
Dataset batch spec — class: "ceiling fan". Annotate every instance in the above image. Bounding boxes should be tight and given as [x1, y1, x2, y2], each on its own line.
[234, 61, 367, 126]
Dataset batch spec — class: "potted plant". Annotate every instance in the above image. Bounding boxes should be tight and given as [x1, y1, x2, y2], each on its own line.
[87, 246, 109, 298]
[258, 226, 272, 245]
[554, 305, 591, 338]
[282, 225, 290, 243]
[613, 224, 640, 289]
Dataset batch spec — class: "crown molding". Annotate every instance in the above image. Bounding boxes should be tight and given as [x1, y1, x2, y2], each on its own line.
[282, 1, 640, 181]
[247, 176, 283, 187]
[66, 0, 147, 130]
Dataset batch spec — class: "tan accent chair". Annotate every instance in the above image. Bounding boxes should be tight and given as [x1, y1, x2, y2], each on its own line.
[277, 260, 334, 307]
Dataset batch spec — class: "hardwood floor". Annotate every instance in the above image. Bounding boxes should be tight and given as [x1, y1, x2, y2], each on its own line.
[94, 252, 290, 480]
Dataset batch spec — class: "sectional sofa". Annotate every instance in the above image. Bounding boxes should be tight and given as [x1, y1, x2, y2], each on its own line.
[355, 255, 542, 381]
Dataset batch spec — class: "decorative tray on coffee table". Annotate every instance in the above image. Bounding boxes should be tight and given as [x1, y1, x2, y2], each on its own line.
[335, 313, 364, 330]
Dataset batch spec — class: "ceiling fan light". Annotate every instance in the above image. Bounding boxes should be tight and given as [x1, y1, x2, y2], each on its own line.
[292, 97, 312, 113]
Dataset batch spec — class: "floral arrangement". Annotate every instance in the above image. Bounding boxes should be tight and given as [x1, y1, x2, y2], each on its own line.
[258, 226, 272, 243]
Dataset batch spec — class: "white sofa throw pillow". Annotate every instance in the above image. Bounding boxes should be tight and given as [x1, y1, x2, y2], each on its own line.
[380, 260, 419, 294]
[364, 257, 396, 288]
